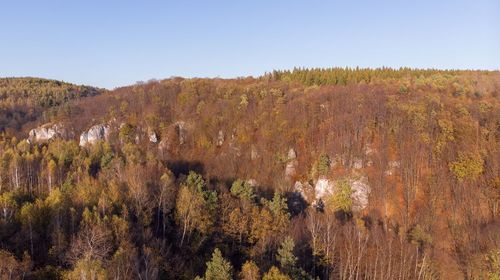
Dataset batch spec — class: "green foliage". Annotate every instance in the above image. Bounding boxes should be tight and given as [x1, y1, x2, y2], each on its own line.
[186, 171, 217, 210]
[277, 236, 297, 271]
[119, 123, 135, 144]
[327, 180, 353, 212]
[265, 192, 289, 219]
[200, 248, 233, 280]
[409, 224, 433, 248]
[230, 179, 255, 201]
[312, 154, 330, 177]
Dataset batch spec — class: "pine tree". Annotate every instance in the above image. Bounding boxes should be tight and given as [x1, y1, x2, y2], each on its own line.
[202, 248, 233, 280]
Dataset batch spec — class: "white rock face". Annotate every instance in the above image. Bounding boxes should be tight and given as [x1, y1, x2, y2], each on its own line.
[246, 179, 257, 187]
[285, 148, 298, 180]
[293, 181, 314, 203]
[175, 121, 187, 145]
[312, 177, 371, 211]
[28, 123, 67, 143]
[314, 178, 335, 200]
[216, 130, 224, 147]
[149, 131, 158, 143]
[350, 178, 371, 211]
[79, 124, 110, 146]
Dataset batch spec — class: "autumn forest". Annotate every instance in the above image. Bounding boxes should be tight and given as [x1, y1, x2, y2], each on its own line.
[0, 68, 499, 279]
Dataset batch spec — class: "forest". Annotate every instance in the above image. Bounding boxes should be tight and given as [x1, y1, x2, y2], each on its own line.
[0, 68, 498, 279]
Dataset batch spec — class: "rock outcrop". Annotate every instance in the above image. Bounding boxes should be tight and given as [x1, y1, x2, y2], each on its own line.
[314, 178, 335, 200]
[175, 121, 187, 145]
[311, 177, 370, 211]
[148, 131, 158, 143]
[350, 178, 371, 211]
[216, 130, 224, 147]
[28, 123, 68, 143]
[285, 148, 298, 181]
[79, 124, 110, 146]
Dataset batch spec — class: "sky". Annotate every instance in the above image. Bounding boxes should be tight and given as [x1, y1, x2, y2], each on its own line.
[0, 0, 499, 89]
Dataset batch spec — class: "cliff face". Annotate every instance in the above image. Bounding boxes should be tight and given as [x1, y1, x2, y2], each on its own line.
[28, 123, 70, 143]
[79, 124, 110, 146]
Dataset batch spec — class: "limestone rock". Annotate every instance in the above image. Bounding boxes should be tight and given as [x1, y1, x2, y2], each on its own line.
[175, 121, 187, 145]
[293, 181, 314, 203]
[246, 179, 257, 187]
[149, 131, 158, 143]
[285, 148, 298, 181]
[314, 178, 335, 201]
[350, 178, 371, 211]
[79, 124, 110, 146]
[312, 177, 371, 211]
[28, 123, 68, 143]
[216, 130, 224, 147]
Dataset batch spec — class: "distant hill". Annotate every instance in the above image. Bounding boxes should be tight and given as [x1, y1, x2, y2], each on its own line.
[0, 77, 101, 133]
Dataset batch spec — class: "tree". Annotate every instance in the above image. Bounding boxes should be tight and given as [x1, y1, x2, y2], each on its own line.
[325, 180, 353, 213]
[47, 159, 57, 193]
[277, 236, 297, 272]
[0, 250, 31, 280]
[230, 179, 255, 202]
[312, 154, 330, 178]
[65, 258, 107, 280]
[239, 260, 260, 280]
[175, 171, 217, 246]
[68, 208, 112, 264]
[155, 170, 176, 235]
[449, 152, 484, 181]
[262, 267, 290, 280]
[199, 248, 233, 280]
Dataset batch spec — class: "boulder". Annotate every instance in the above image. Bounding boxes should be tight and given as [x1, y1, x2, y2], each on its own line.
[28, 123, 68, 143]
[79, 124, 110, 146]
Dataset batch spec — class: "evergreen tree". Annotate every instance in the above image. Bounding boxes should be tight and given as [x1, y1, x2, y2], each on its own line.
[200, 248, 233, 280]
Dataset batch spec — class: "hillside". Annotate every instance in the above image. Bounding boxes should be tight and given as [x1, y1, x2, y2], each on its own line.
[0, 68, 499, 279]
[0, 77, 101, 134]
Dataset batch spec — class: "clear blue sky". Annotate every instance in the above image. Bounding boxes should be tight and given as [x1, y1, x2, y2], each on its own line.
[1, 0, 498, 89]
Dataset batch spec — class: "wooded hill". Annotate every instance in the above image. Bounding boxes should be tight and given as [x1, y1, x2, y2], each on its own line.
[0, 68, 498, 279]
